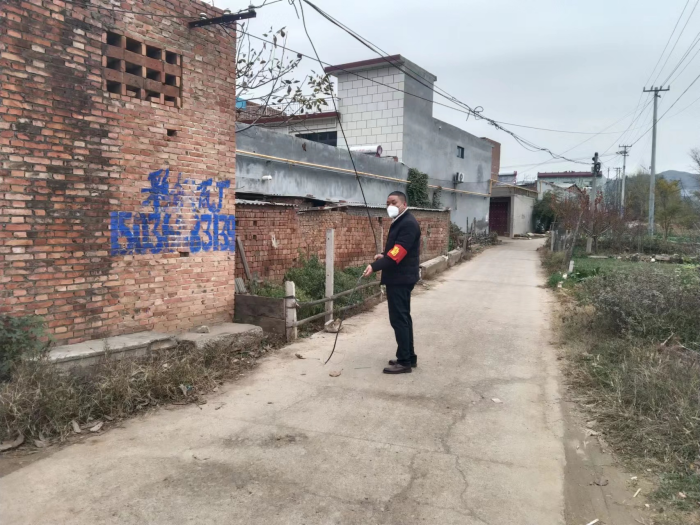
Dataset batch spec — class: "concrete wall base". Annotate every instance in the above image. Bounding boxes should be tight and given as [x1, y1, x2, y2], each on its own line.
[419, 255, 449, 279]
[49, 324, 263, 369]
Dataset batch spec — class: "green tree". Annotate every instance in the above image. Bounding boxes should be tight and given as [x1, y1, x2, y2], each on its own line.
[655, 178, 683, 240]
[407, 168, 431, 208]
[624, 170, 650, 221]
[431, 186, 442, 209]
[532, 191, 556, 232]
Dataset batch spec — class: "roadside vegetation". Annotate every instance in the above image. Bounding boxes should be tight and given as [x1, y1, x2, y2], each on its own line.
[251, 255, 379, 323]
[539, 152, 700, 520]
[0, 313, 283, 446]
[543, 247, 700, 518]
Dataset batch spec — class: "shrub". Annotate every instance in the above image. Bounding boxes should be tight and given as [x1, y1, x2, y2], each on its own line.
[541, 249, 565, 273]
[254, 255, 378, 320]
[0, 315, 48, 382]
[581, 265, 700, 346]
[407, 168, 431, 208]
[448, 222, 464, 251]
[547, 272, 564, 288]
[533, 192, 556, 233]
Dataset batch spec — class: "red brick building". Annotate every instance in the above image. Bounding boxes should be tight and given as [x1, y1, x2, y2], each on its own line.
[235, 197, 450, 283]
[0, 0, 238, 343]
[480, 137, 501, 181]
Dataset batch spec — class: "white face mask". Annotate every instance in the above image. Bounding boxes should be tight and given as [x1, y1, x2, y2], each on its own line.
[387, 205, 400, 218]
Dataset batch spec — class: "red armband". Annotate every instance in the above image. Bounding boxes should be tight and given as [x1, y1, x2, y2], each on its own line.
[387, 244, 408, 263]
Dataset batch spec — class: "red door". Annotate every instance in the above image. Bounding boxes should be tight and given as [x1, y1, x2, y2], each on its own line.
[489, 199, 509, 236]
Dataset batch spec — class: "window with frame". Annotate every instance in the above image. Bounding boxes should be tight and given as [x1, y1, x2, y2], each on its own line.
[103, 31, 182, 107]
[295, 131, 338, 147]
[457, 146, 465, 159]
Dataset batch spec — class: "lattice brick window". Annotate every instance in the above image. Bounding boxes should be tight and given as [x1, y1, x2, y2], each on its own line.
[102, 31, 182, 107]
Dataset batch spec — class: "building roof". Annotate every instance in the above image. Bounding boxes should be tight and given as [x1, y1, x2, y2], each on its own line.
[537, 171, 601, 179]
[235, 199, 296, 207]
[323, 55, 437, 82]
[324, 55, 405, 74]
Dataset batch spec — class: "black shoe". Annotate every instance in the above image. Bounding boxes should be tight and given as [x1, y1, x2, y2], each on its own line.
[388, 359, 417, 368]
[383, 363, 412, 374]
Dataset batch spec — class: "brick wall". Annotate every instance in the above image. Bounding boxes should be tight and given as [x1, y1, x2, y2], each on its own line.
[235, 203, 450, 282]
[0, 0, 237, 343]
[234, 203, 302, 283]
[481, 137, 501, 181]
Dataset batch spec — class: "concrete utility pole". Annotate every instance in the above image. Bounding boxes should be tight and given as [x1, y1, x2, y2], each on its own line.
[586, 152, 601, 254]
[643, 86, 670, 236]
[618, 145, 631, 216]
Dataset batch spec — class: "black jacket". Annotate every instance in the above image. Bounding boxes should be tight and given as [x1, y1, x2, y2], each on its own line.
[370, 210, 421, 286]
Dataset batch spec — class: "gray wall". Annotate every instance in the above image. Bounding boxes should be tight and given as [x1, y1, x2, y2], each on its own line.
[236, 125, 408, 204]
[236, 124, 490, 233]
[399, 72, 492, 232]
[511, 195, 535, 236]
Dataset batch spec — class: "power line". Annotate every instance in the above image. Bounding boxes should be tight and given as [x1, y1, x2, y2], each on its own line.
[58, 0, 199, 18]
[619, 2, 693, 158]
[297, 0, 607, 165]
[662, 31, 700, 85]
[295, 0, 380, 366]
[645, 0, 691, 87]
[235, 29, 649, 139]
[631, 73, 700, 147]
[653, 0, 700, 85]
[57, 0, 280, 18]
[236, 27, 652, 140]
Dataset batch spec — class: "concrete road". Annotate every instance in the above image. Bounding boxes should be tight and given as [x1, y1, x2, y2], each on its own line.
[0, 240, 565, 525]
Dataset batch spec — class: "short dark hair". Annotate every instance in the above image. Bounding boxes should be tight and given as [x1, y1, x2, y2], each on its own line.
[388, 191, 407, 204]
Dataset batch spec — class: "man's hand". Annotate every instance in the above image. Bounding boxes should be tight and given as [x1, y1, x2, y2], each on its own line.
[362, 264, 374, 278]
[373, 254, 384, 261]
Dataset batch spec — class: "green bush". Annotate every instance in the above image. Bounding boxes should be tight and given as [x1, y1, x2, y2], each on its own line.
[253, 255, 378, 321]
[0, 315, 48, 381]
[407, 168, 431, 208]
[547, 272, 564, 288]
[533, 192, 556, 233]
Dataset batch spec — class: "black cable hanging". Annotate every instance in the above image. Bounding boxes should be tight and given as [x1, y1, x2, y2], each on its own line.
[297, 0, 380, 365]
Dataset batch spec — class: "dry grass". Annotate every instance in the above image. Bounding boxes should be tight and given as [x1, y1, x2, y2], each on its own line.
[543, 247, 700, 519]
[559, 296, 700, 517]
[0, 334, 284, 443]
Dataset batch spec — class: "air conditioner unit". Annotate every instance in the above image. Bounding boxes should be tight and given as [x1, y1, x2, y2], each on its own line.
[454, 172, 465, 183]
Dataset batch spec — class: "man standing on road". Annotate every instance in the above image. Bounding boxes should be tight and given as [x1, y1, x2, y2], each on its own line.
[363, 191, 421, 374]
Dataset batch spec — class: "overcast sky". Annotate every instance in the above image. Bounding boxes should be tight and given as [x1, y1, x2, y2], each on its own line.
[220, 0, 700, 180]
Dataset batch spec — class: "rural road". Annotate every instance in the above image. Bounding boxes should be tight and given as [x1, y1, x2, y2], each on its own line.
[0, 240, 568, 524]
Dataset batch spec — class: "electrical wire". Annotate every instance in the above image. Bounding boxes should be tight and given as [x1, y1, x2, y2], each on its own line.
[296, 0, 607, 165]
[296, 0, 381, 366]
[235, 29, 642, 138]
[58, 0, 199, 18]
[631, 70, 700, 146]
[645, 0, 692, 86]
[57, 0, 279, 18]
[653, 0, 700, 85]
[661, 31, 700, 85]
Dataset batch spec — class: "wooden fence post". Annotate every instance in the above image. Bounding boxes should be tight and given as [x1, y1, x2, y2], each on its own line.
[325, 228, 335, 325]
[551, 224, 556, 251]
[285, 281, 297, 341]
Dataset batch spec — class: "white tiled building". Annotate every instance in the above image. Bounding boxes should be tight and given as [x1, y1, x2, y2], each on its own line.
[238, 54, 499, 230]
[332, 63, 408, 159]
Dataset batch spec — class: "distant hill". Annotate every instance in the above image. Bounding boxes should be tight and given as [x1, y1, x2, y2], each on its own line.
[659, 170, 700, 199]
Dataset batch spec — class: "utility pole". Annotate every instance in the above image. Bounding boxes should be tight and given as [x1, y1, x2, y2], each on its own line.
[643, 86, 669, 236]
[614, 167, 622, 211]
[586, 152, 601, 254]
[618, 145, 630, 216]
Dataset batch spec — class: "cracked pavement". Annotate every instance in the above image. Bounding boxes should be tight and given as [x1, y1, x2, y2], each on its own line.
[0, 239, 565, 524]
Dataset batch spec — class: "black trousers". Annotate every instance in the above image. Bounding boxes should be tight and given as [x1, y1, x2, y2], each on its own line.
[386, 284, 416, 366]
